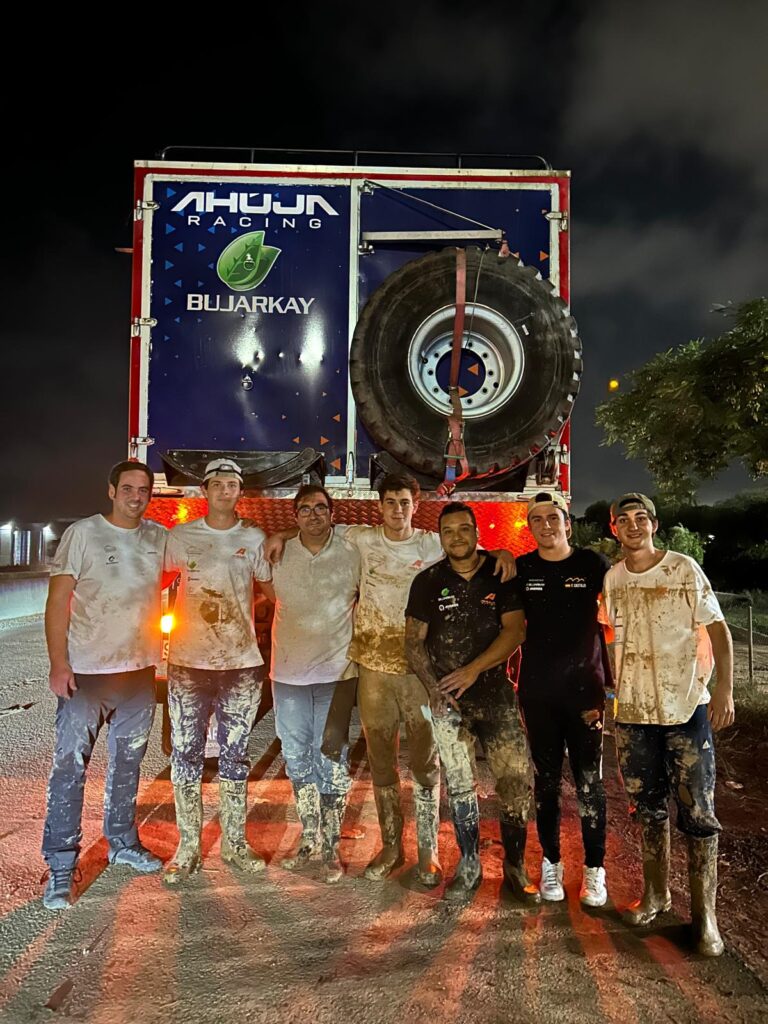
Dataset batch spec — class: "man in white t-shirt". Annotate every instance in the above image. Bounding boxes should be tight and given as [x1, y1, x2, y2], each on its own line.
[42, 461, 165, 910]
[600, 493, 734, 957]
[266, 484, 360, 883]
[162, 459, 272, 884]
[267, 472, 513, 887]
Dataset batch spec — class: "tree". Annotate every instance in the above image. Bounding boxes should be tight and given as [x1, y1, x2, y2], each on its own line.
[596, 298, 768, 502]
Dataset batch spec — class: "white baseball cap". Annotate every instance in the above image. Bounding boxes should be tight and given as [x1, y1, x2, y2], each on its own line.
[203, 458, 243, 483]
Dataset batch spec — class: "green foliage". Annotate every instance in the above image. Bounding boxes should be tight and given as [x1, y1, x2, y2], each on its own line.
[658, 524, 707, 565]
[596, 298, 768, 502]
[570, 520, 601, 547]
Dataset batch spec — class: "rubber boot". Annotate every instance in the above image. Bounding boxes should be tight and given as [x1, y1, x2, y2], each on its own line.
[319, 792, 347, 884]
[364, 783, 405, 880]
[688, 834, 724, 957]
[219, 779, 265, 873]
[445, 793, 482, 901]
[500, 817, 540, 904]
[414, 783, 442, 887]
[623, 819, 672, 925]
[163, 782, 203, 886]
[281, 782, 321, 870]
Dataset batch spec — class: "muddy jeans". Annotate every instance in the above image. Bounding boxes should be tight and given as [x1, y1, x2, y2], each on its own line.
[357, 667, 439, 788]
[430, 700, 532, 826]
[273, 680, 351, 796]
[42, 667, 156, 870]
[615, 703, 720, 838]
[168, 665, 263, 784]
[521, 699, 606, 868]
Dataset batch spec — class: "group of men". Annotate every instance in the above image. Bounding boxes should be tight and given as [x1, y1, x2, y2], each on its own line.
[41, 459, 734, 958]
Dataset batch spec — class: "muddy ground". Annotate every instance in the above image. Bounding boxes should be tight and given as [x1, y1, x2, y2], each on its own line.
[0, 618, 766, 1023]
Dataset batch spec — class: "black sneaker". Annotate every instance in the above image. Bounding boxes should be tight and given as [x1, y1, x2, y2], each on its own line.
[42, 867, 74, 911]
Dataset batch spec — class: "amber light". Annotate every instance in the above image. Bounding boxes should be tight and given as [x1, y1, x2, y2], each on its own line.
[161, 613, 175, 634]
[608, 378, 620, 392]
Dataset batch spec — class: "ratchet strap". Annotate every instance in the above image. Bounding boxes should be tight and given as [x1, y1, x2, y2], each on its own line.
[437, 248, 471, 497]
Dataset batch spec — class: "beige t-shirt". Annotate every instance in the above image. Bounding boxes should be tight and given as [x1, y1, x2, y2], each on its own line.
[271, 529, 361, 685]
[343, 526, 444, 674]
[599, 551, 724, 725]
[164, 519, 270, 671]
[51, 514, 166, 674]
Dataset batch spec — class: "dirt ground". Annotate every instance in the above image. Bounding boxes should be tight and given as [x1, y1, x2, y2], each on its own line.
[0, 620, 766, 1024]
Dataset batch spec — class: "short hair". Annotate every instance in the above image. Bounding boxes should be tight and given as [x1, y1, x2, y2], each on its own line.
[108, 460, 154, 491]
[438, 501, 477, 530]
[293, 483, 334, 514]
[377, 473, 420, 502]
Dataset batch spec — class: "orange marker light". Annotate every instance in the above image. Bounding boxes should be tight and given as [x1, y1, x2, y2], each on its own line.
[161, 613, 175, 634]
[608, 378, 620, 392]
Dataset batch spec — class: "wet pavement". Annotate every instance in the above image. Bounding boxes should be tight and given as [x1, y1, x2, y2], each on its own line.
[0, 618, 766, 1023]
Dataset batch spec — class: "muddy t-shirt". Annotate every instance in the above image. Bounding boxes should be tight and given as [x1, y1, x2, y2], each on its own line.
[271, 529, 361, 685]
[514, 547, 611, 710]
[164, 519, 271, 671]
[51, 514, 166, 674]
[405, 554, 523, 709]
[599, 551, 723, 726]
[343, 526, 443, 674]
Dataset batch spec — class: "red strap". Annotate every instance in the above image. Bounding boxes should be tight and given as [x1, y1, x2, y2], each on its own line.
[438, 249, 471, 496]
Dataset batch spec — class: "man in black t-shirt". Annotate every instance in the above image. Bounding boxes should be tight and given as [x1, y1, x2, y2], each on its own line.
[405, 502, 539, 903]
[514, 490, 611, 907]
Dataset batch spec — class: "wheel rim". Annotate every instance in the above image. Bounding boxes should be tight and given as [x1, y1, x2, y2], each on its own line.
[406, 303, 526, 420]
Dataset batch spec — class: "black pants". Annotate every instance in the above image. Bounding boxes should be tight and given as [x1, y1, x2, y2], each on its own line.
[520, 698, 606, 868]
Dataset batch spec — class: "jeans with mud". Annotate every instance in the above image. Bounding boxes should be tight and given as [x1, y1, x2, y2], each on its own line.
[521, 699, 606, 868]
[168, 665, 263, 784]
[357, 667, 439, 788]
[42, 667, 156, 870]
[615, 703, 720, 838]
[273, 680, 351, 796]
[430, 701, 532, 825]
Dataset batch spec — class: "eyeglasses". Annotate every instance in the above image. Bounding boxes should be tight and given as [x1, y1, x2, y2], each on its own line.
[296, 503, 331, 517]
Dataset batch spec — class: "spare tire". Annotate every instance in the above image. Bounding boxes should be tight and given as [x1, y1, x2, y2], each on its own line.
[350, 247, 582, 478]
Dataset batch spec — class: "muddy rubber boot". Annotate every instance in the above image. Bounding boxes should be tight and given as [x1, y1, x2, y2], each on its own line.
[445, 794, 482, 901]
[281, 782, 321, 870]
[414, 783, 442, 887]
[500, 817, 541, 905]
[163, 782, 203, 886]
[319, 792, 347, 884]
[364, 783, 405, 880]
[623, 819, 672, 926]
[688, 834, 724, 957]
[219, 779, 265, 873]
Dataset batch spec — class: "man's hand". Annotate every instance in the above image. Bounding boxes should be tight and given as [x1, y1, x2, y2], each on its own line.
[439, 664, 480, 699]
[491, 549, 516, 583]
[49, 662, 77, 700]
[429, 688, 458, 716]
[264, 534, 286, 566]
[708, 685, 735, 731]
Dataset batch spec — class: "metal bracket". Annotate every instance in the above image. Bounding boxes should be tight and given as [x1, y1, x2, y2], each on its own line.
[131, 436, 155, 447]
[361, 229, 503, 243]
[360, 182, 375, 195]
[134, 199, 160, 221]
[131, 316, 157, 336]
[358, 241, 375, 255]
[545, 210, 568, 231]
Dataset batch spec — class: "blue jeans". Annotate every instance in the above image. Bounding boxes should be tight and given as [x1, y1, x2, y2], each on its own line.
[615, 703, 720, 838]
[273, 681, 351, 796]
[168, 665, 263, 784]
[42, 667, 156, 870]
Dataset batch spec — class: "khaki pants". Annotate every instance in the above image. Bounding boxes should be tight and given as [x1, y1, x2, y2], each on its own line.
[357, 667, 439, 788]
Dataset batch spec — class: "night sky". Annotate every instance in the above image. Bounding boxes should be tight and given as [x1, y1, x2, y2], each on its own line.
[3, 1, 767, 522]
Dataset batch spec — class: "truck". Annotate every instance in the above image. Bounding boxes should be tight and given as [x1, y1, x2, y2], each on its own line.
[130, 147, 581, 552]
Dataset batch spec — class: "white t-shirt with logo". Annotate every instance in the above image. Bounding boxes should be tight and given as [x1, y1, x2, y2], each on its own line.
[343, 526, 444, 674]
[164, 519, 271, 671]
[271, 529, 361, 685]
[51, 514, 166, 674]
[599, 551, 724, 725]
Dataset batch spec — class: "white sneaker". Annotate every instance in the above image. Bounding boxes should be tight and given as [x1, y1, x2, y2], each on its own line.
[539, 857, 565, 901]
[580, 866, 607, 907]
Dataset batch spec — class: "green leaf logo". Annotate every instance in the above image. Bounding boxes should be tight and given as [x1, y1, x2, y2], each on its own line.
[216, 231, 281, 292]
[441, 587, 450, 596]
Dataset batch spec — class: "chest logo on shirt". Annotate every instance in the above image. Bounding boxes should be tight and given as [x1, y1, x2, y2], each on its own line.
[481, 592, 496, 606]
[103, 544, 119, 565]
[234, 548, 247, 558]
[525, 578, 545, 592]
[438, 590, 458, 612]
[565, 577, 587, 588]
